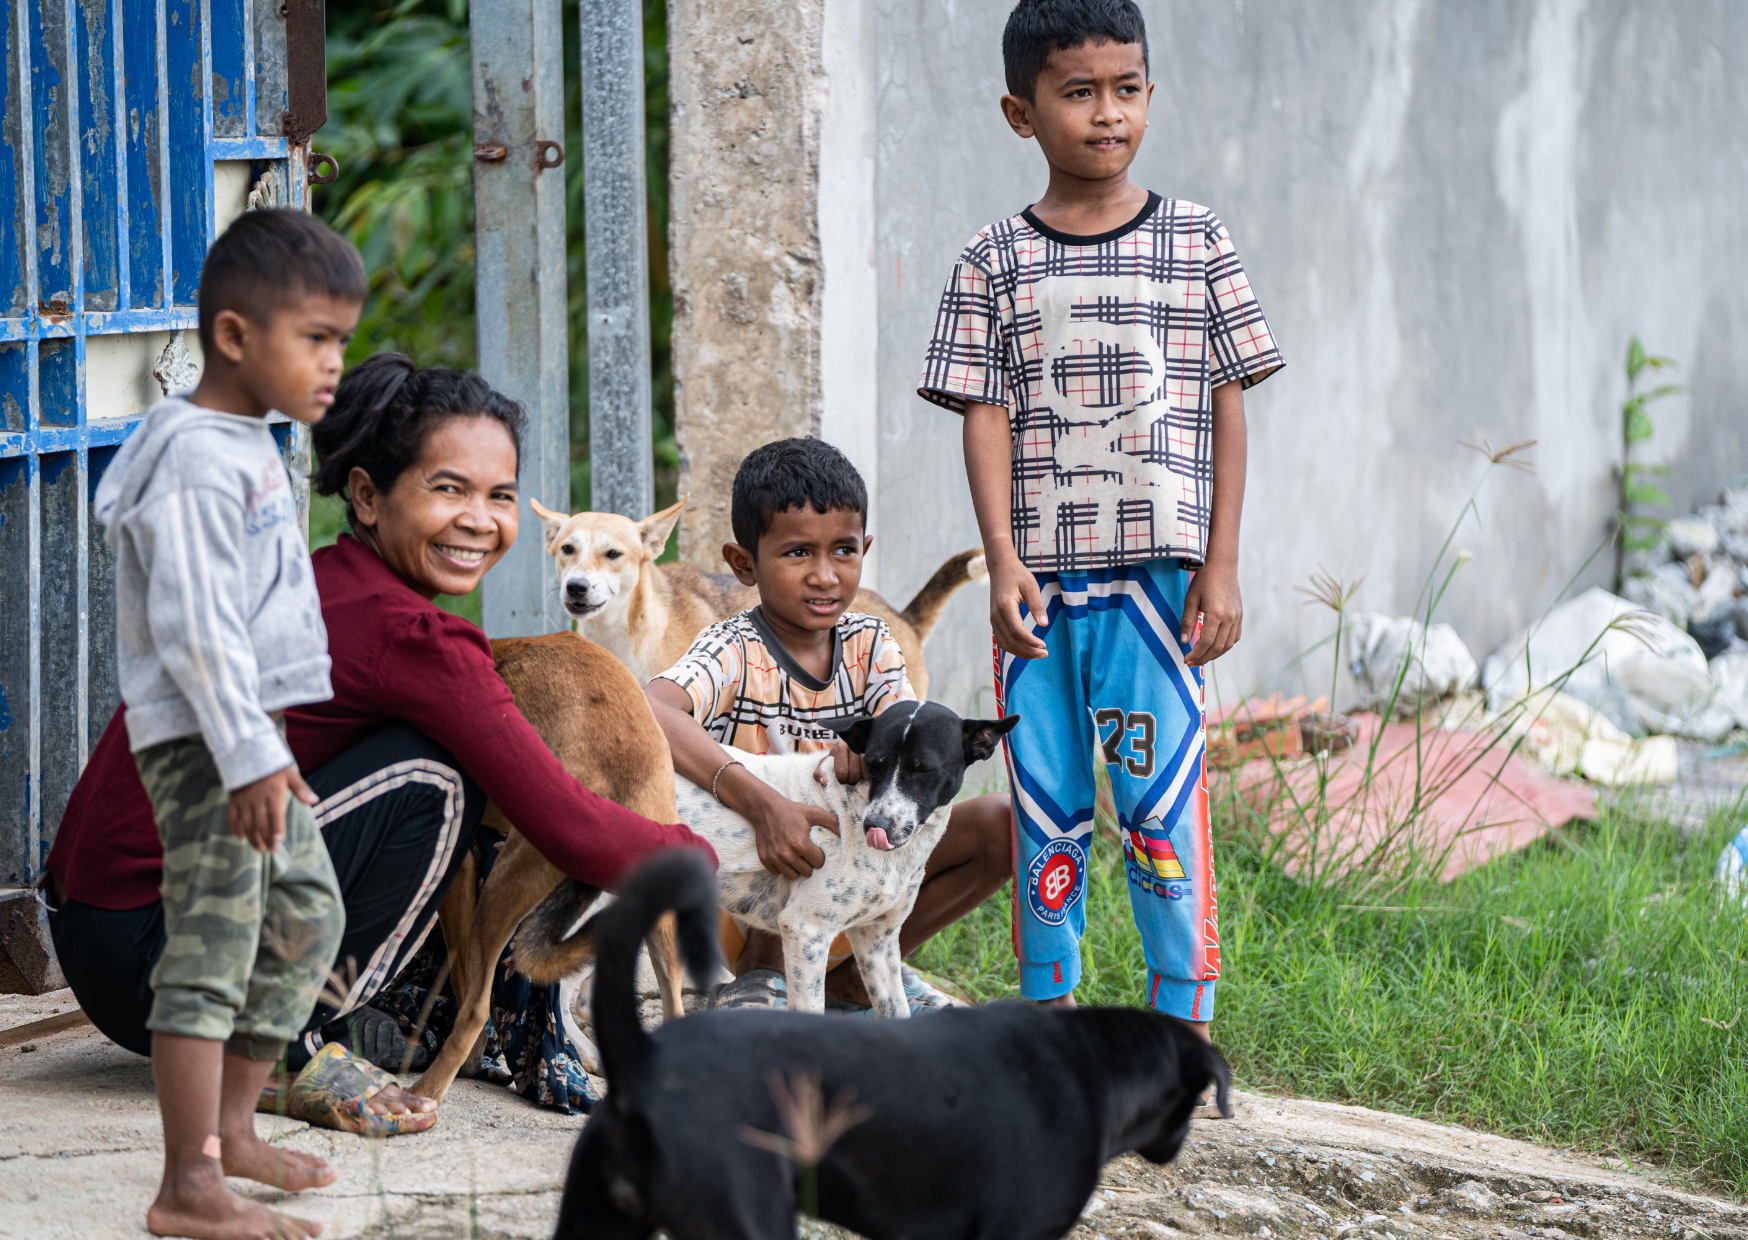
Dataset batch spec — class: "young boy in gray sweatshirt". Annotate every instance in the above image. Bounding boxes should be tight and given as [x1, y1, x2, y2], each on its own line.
[93, 209, 366, 1240]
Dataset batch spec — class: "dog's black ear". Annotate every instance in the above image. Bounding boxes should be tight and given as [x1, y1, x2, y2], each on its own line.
[830, 717, 876, 754]
[1206, 1043, 1233, 1119]
[962, 714, 1020, 764]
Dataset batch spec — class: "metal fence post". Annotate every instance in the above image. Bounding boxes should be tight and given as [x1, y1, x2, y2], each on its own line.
[580, 0, 653, 520]
[473, 0, 571, 638]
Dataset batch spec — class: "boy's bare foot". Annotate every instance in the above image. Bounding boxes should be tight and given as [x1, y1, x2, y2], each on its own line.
[220, 1132, 336, 1191]
[1037, 993, 1076, 1009]
[148, 1161, 324, 1239]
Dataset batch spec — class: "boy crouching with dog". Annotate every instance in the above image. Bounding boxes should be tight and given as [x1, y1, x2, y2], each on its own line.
[93, 210, 366, 1240]
[644, 437, 1011, 1013]
[919, 0, 1283, 1033]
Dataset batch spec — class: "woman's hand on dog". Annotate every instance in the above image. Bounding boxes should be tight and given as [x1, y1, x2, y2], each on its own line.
[749, 786, 841, 880]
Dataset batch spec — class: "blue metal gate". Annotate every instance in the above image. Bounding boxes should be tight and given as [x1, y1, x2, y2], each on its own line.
[0, 0, 323, 987]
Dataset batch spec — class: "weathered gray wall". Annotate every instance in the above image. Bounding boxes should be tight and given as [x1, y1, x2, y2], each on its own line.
[669, 0, 826, 561]
[668, 1, 1748, 718]
[864, 0, 1748, 718]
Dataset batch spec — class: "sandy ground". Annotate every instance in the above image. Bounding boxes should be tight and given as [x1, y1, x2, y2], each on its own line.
[4, 983, 1745, 1240]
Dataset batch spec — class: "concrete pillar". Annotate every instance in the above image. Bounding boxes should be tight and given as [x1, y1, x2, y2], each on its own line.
[667, 0, 826, 564]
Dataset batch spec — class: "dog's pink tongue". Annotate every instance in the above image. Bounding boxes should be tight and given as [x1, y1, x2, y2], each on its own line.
[866, 827, 891, 851]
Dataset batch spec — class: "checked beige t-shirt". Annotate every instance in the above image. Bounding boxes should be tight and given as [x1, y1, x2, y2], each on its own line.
[918, 193, 1283, 572]
[655, 607, 916, 756]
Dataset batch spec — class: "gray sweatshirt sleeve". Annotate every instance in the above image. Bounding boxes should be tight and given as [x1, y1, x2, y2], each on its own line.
[126, 485, 295, 789]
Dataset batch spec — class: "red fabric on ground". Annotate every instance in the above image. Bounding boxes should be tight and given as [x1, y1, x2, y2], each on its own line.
[1232, 713, 1598, 883]
[47, 534, 714, 910]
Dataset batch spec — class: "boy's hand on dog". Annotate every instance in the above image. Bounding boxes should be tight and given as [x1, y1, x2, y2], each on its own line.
[751, 788, 841, 880]
[989, 554, 1050, 660]
[228, 764, 319, 853]
[1181, 561, 1242, 667]
[815, 741, 866, 786]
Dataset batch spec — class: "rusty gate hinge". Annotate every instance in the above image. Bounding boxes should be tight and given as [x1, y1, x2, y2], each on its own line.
[282, 0, 327, 145]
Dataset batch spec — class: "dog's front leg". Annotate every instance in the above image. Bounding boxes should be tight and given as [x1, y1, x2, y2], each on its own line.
[776, 906, 836, 1014]
[645, 910, 686, 1022]
[410, 833, 555, 1102]
[844, 913, 908, 1019]
[436, 849, 478, 1009]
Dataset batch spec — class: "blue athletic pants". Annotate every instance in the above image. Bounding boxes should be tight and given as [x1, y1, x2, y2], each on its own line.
[994, 559, 1221, 1021]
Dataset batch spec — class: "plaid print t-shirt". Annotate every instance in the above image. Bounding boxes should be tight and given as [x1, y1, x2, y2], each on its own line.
[655, 608, 916, 755]
[918, 193, 1283, 571]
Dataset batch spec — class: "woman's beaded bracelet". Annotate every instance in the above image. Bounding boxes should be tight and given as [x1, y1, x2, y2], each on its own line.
[711, 758, 744, 803]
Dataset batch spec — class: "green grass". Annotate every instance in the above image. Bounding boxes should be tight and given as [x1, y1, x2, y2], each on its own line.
[915, 791, 1748, 1195]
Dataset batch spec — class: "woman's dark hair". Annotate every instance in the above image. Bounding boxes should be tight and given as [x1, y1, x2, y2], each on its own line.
[312, 353, 528, 528]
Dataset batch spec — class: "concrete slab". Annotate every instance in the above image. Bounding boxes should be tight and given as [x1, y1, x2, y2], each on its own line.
[6, 987, 1745, 1240]
[0, 989, 584, 1240]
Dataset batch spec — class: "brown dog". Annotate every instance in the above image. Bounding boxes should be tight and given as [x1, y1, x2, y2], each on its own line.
[527, 496, 986, 696]
[408, 632, 686, 1103]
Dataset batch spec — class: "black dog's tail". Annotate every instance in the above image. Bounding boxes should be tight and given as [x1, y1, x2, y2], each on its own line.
[592, 849, 721, 1086]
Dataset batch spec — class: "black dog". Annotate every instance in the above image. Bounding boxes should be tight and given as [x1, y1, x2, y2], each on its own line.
[553, 850, 1231, 1240]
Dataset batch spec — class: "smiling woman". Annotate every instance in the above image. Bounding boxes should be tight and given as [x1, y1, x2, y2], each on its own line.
[44, 355, 715, 1125]
[312, 354, 525, 600]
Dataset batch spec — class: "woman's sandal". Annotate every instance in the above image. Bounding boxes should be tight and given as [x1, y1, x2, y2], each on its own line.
[710, 968, 788, 1010]
[257, 1043, 438, 1137]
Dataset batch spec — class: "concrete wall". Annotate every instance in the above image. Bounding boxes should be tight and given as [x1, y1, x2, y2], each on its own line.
[855, 0, 1748, 718]
[677, 0, 1748, 719]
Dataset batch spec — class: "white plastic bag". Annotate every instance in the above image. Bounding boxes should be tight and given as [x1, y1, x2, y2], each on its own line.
[1346, 613, 1478, 718]
[1493, 687, 1676, 784]
[1481, 587, 1724, 739]
[1712, 645, 1748, 728]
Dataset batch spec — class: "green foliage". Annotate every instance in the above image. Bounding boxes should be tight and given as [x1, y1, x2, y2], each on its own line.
[319, 1, 477, 373]
[314, 0, 678, 520]
[916, 801, 1748, 1195]
[1614, 336, 1686, 591]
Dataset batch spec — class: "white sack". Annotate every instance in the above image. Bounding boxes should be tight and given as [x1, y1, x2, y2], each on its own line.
[1346, 612, 1478, 718]
[1713, 645, 1748, 728]
[1580, 735, 1680, 786]
[1481, 587, 1724, 739]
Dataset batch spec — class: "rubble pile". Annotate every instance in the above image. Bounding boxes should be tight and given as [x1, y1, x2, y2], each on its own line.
[1622, 481, 1748, 663]
[1338, 480, 1748, 791]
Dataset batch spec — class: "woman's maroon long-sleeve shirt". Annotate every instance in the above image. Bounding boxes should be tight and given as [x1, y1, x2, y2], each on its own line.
[48, 534, 713, 909]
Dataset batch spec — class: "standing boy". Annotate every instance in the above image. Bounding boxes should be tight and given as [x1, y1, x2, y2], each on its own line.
[644, 438, 1012, 1013]
[94, 209, 366, 1240]
[918, 0, 1282, 1032]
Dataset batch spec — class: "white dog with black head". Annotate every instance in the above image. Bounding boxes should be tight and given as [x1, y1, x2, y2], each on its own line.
[675, 700, 1017, 1016]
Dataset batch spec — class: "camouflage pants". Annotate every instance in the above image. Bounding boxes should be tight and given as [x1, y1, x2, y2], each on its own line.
[136, 734, 344, 1060]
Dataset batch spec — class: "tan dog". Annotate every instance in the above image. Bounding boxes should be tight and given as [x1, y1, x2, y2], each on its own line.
[526, 496, 985, 696]
[409, 632, 686, 1103]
